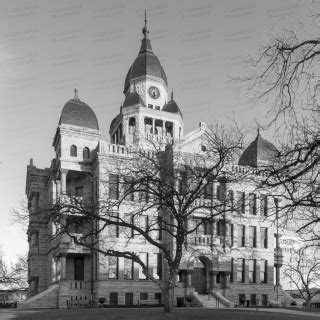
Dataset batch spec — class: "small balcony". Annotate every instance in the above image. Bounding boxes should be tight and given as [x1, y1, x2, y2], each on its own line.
[188, 234, 222, 247]
[52, 233, 91, 255]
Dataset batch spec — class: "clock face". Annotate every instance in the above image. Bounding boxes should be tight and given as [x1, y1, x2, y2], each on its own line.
[148, 86, 160, 99]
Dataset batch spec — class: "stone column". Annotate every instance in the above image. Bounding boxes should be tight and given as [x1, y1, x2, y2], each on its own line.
[60, 170, 68, 195]
[56, 180, 61, 197]
[60, 255, 67, 280]
[224, 271, 231, 288]
[210, 271, 218, 289]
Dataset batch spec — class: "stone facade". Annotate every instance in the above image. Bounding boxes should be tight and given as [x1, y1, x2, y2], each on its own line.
[21, 18, 283, 309]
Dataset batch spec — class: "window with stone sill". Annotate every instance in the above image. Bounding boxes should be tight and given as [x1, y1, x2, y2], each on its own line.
[140, 293, 148, 300]
[124, 258, 133, 280]
[70, 145, 77, 157]
[248, 259, 256, 283]
[83, 147, 90, 159]
[108, 256, 118, 279]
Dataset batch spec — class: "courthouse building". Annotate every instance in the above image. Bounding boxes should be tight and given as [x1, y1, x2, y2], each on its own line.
[20, 18, 283, 309]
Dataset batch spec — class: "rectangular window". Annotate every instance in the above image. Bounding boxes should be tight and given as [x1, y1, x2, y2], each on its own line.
[228, 190, 234, 211]
[31, 232, 39, 246]
[238, 225, 245, 247]
[237, 258, 245, 283]
[156, 216, 162, 240]
[109, 174, 119, 200]
[110, 292, 118, 306]
[230, 224, 234, 247]
[248, 259, 256, 283]
[260, 227, 268, 248]
[216, 220, 225, 237]
[123, 176, 134, 201]
[140, 293, 148, 300]
[249, 193, 257, 215]
[75, 186, 83, 197]
[148, 104, 153, 109]
[261, 294, 268, 306]
[108, 212, 119, 237]
[216, 185, 221, 201]
[153, 253, 162, 280]
[138, 253, 148, 280]
[108, 256, 118, 279]
[124, 258, 133, 280]
[249, 226, 257, 247]
[204, 177, 213, 199]
[260, 196, 268, 216]
[196, 219, 208, 235]
[237, 192, 245, 214]
[250, 294, 257, 306]
[260, 259, 267, 283]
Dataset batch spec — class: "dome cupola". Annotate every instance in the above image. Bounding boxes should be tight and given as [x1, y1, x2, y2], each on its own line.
[59, 89, 99, 131]
[238, 129, 279, 168]
[162, 90, 183, 117]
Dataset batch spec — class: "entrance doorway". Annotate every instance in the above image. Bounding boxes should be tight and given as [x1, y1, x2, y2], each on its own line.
[74, 257, 84, 281]
[191, 258, 206, 294]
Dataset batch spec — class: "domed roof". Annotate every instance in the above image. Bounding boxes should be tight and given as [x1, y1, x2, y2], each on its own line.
[162, 91, 183, 117]
[123, 91, 145, 108]
[123, 18, 167, 93]
[238, 131, 279, 168]
[59, 91, 99, 131]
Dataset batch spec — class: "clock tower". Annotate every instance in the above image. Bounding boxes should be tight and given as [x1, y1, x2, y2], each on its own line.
[109, 12, 183, 147]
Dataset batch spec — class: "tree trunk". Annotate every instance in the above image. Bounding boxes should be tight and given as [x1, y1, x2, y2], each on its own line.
[305, 299, 311, 311]
[163, 286, 174, 312]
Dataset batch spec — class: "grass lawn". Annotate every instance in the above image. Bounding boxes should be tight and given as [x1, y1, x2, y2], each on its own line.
[0, 308, 319, 320]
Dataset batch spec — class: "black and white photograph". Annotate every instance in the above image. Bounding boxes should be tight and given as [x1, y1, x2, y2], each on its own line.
[0, 1, 319, 319]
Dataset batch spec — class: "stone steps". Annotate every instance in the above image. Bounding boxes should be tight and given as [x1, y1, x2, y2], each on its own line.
[192, 292, 226, 308]
[17, 284, 59, 309]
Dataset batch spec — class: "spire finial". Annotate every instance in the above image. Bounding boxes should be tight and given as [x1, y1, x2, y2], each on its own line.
[120, 102, 123, 113]
[257, 124, 260, 136]
[142, 9, 149, 38]
[171, 90, 174, 101]
[74, 88, 79, 99]
[145, 9, 147, 27]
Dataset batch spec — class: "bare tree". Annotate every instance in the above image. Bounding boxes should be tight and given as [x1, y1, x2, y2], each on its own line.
[283, 246, 320, 310]
[0, 255, 28, 289]
[49, 124, 243, 312]
[236, 21, 320, 237]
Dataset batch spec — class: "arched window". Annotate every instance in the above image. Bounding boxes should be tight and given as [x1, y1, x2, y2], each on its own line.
[70, 145, 77, 157]
[83, 147, 90, 159]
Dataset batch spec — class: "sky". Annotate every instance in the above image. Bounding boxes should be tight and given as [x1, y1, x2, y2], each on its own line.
[0, 0, 318, 262]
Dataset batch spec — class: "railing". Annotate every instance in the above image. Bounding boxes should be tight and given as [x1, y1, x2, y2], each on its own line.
[189, 235, 222, 246]
[99, 141, 132, 155]
[144, 133, 173, 144]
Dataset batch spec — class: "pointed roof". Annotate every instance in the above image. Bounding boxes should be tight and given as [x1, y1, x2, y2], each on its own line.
[162, 90, 183, 117]
[123, 13, 168, 93]
[238, 130, 279, 168]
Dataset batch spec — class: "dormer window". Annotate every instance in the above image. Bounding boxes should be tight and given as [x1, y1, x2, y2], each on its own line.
[83, 147, 90, 159]
[201, 145, 207, 152]
[70, 145, 77, 157]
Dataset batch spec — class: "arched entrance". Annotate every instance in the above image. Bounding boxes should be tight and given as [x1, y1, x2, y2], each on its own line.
[191, 258, 206, 294]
